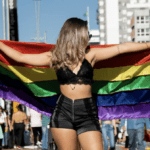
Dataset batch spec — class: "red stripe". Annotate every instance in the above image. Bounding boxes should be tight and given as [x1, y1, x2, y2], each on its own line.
[0, 40, 54, 68]
[1, 40, 150, 68]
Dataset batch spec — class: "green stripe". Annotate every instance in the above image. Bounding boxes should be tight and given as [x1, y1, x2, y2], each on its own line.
[92, 75, 150, 94]
[26, 81, 60, 97]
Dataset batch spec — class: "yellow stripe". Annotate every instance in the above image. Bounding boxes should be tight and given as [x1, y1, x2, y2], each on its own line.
[0, 61, 57, 83]
[1, 61, 150, 83]
[93, 62, 150, 81]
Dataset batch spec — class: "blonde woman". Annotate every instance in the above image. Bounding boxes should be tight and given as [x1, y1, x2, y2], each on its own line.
[0, 18, 150, 150]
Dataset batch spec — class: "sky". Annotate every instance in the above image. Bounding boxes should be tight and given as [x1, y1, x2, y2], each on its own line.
[0, 0, 99, 44]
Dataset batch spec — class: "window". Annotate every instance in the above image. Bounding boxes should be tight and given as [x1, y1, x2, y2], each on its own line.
[141, 29, 144, 32]
[146, 29, 149, 32]
[100, 9, 104, 14]
[99, 1, 104, 6]
[100, 25, 105, 30]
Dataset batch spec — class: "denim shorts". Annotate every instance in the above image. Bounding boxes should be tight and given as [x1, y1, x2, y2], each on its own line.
[50, 94, 101, 135]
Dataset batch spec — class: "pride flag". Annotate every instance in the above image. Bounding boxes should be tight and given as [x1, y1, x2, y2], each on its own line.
[0, 40, 150, 119]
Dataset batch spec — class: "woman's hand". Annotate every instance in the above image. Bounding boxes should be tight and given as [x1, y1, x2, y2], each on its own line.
[114, 128, 117, 136]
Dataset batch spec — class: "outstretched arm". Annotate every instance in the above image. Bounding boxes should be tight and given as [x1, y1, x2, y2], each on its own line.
[0, 42, 51, 66]
[90, 42, 149, 63]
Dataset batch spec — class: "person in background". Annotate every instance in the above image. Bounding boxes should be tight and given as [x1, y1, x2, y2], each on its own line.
[42, 114, 50, 150]
[2, 110, 10, 149]
[121, 118, 150, 150]
[99, 119, 117, 150]
[11, 104, 27, 149]
[27, 108, 42, 149]
[0, 106, 8, 149]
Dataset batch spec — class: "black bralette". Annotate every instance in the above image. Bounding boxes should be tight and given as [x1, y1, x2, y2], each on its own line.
[56, 59, 93, 85]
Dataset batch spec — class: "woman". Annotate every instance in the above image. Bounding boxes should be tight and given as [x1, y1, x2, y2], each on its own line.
[99, 120, 117, 150]
[11, 104, 27, 149]
[3, 110, 10, 149]
[0, 17, 149, 150]
[0, 106, 7, 150]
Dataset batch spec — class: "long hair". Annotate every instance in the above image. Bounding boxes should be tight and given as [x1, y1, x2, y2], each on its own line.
[50, 17, 89, 70]
[17, 104, 23, 112]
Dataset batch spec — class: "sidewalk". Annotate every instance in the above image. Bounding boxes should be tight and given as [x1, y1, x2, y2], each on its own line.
[3, 145, 41, 150]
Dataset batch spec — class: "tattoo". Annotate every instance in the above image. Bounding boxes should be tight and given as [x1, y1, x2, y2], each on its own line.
[117, 46, 120, 54]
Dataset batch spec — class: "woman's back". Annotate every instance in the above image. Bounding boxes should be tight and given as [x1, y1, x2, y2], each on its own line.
[13, 111, 26, 123]
[58, 54, 95, 100]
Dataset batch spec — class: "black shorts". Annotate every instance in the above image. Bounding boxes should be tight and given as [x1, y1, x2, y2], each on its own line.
[50, 94, 101, 135]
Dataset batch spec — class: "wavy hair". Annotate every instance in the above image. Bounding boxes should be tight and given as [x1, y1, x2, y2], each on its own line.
[50, 18, 89, 70]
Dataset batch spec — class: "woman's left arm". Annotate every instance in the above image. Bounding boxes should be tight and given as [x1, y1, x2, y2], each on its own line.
[91, 42, 149, 63]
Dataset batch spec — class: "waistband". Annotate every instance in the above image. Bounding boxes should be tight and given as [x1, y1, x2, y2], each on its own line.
[57, 94, 95, 105]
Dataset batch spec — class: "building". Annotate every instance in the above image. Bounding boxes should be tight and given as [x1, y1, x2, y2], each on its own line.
[97, 0, 150, 44]
[89, 29, 100, 45]
[118, 0, 133, 43]
[130, 9, 150, 43]
[119, 0, 150, 43]
[97, 0, 119, 45]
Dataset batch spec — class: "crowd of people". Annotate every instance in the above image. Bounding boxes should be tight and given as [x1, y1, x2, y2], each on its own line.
[0, 103, 150, 150]
[100, 119, 150, 150]
[0, 104, 51, 150]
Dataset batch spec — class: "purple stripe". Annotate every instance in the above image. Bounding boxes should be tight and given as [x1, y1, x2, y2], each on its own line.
[98, 102, 150, 120]
[0, 86, 53, 117]
[1, 86, 150, 119]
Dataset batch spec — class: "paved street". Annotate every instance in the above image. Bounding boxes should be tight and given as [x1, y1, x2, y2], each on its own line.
[2, 142, 150, 150]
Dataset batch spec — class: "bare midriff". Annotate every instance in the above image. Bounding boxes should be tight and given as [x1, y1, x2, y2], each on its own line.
[60, 84, 92, 100]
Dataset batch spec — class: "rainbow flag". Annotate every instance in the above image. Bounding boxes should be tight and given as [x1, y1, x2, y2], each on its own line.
[0, 40, 150, 119]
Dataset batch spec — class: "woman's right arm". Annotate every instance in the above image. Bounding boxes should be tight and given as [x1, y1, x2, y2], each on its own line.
[0, 42, 51, 66]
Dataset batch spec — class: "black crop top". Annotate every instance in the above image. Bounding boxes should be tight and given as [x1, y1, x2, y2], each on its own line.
[56, 58, 93, 85]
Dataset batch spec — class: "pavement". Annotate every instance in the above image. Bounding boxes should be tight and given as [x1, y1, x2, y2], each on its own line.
[2, 141, 150, 150]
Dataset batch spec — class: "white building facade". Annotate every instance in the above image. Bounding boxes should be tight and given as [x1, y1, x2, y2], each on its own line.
[97, 0, 119, 45]
[97, 0, 150, 44]
[131, 9, 150, 43]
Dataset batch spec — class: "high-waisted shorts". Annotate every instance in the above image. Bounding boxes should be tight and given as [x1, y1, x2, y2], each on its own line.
[50, 94, 101, 135]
